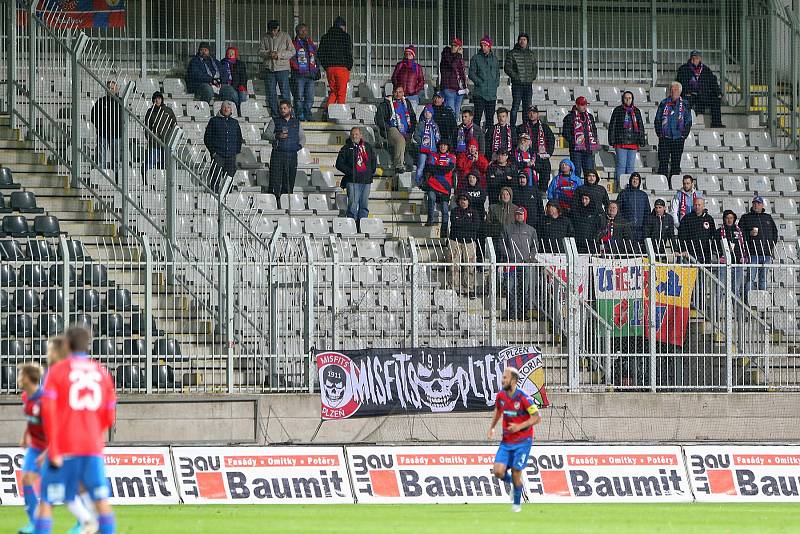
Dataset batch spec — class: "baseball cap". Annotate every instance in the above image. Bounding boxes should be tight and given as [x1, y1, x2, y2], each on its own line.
[654, 199, 666, 207]
[690, 49, 702, 57]
[576, 96, 588, 106]
[527, 105, 540, 113]
[753, 196, 764, 204]
[515, 207, 526, 215]
[519, 132, 531, 140]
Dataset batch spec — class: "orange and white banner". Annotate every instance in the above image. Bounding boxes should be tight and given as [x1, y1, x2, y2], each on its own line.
[685, 446, 800, 502]
[172, 447, 353, 504]
[0, 447, 179, 506]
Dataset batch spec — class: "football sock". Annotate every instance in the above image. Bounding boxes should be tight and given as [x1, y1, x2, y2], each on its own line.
[80, 492, 97, 518]
[67, 496, 93, 524]
[23, 484, 37, 522]
[502, 472, 513, 484]
[513, 484, 523, 506]
[98, 513, 116, 534]
[33, 517, 52, 534]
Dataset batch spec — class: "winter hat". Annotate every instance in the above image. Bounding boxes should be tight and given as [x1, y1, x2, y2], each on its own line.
[404, 45, 416, 58]
[517, 32, 530, 42]
[151, 91, 164, 103]
[423, 104, 435, 117]
[225, 46, 239, 60]
[333, 16, 346, 29]
[527, 105, 540, 114]
[267, 20, 280, 31]
[451, 37, 463, 47]
[433, 91, 444, 100]
[480, 35, 493, 48]
[690, 49, 702, 58]
[722, 209, 738, 222]
[575, 96, 588, 106]
[515, 206, 526, 215]
[198, 42, 211, 52]
[519, 132, 531, 140]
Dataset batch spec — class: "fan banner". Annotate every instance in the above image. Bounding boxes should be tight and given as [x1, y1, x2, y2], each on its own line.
[592, 257, 646, 337]
[315, 346, 549, 420]
[29, 1, 127, 29]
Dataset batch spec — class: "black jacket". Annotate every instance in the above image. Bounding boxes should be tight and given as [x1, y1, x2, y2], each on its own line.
[144, 104, 177, 145]
[450, 205, 481, 242]
[484, 123, 517, 158]
[678, 210, 717, 262]
[608, 105, 647, 147]
[643, 211, 676, 245]
[539, 215, 574, 252]
[317, 26, 353, 70]
[91, 94, 123, 138]
[485, 161, 518, 206]
[572, 181, 609, 214]
[204, 115, 243, 158]
[570, 201, 604, 253]
[601, 215, 636, 254]
[464, 184, 487, 221]
[335, 139, 377, 186]
[431, 104, 457, 148]
[513, 182, 543, 231]
[738, 209, 779, 256]
[562, 110, 598, 152]
[375, 98, 417, 139]
[676, 62, 721, 98]
[519, 120, 555, 156]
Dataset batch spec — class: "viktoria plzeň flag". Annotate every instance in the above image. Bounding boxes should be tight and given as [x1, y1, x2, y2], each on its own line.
[31, 0, 126, 29]
[315, 346, 549, 420]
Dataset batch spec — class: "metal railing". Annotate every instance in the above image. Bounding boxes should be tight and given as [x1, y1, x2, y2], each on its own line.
[3, 236, 800, 394]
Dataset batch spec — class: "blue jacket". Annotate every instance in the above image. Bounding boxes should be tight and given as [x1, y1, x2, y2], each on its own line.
[617, 180, 651, 241]
[547, 158, 583, 212]
[204, 115, 243, 158]
[654, 96, 692, 140]
[187, 54, 223, 93]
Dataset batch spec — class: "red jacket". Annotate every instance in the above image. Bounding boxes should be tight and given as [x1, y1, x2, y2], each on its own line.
[456, 150, 489, 191]
[391, 60, 425, 96]
[424, 152, 456, 196]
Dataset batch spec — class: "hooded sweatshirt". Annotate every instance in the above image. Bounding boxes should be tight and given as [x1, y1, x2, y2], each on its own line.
[413, 105, 441, 155]
[671, 186, 702, 227]
[514, 179, 544, 231]
[573, 173, 609, 214]
[617, 174, 651, 240]
[486, 159, 519, 205]
[570, 196, 604, 252]
[487, 187, 517, 239]
[720, 211, 749, 264]
[539, 212, 574, 252]
[547, 159, 584, 212]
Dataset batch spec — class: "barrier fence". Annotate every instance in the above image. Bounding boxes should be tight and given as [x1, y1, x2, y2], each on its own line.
[2, 236, 800, 394]
[1, 443, 800, 504]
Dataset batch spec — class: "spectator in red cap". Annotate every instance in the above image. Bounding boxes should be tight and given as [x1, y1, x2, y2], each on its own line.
[469, 34, 500, 128]
[440, 37, 468, 116]
[561, 96, 599, 178]
[391, 45, 426, 106]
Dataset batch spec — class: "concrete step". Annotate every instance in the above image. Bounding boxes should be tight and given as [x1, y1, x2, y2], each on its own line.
[13, 174, 70, 189]
[0, 139, 33, 150]
[1, 162, 57, 173]
[60, 221, 116, 237]
[0, 150, 47, 165]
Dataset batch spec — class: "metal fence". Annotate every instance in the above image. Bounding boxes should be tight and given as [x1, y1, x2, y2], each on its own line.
[3, 236, 800, 395]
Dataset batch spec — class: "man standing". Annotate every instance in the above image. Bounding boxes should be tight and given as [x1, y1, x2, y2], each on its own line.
[430, 92, 457, 148]
[90, 80, 122, 170]
[502, 206, 539, 320]
[264, 100, 306, 203]
[259, 20, 295, 118]
[335, 127, 377, 226]
[35, 327, 117, 534]
[676, 50, 724, 128]
[617, 172, 651, 243]
[561, 96, 598, 178]
[678, 197, 717, 264]
[504, 32, 538, 126]
[655, 81, 693, 179]
[439, 37, 468, 116]
[391, 45, 425, 105]
[204, 101, 243, 192]
[469, 35, 500, 128]
[486, 107, 517, 160]
[671, 174, 702, 228]
[374, 85, 417, 173]
[519, 106, 555, 193]
[449, 194, 480, 299]
[289, 23, 320, 122]
[317, 17, 354, 112]
[455, 108, 486, 155]
[489, 367, 541, 513]
[187, 42, 238, 104]
[738, 196, 779, 291]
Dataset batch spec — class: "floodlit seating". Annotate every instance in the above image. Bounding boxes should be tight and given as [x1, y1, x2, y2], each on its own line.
[92, 338, 117, 356]
[186, 101, 210, 119]
[75, 288, 103, 312]
[240, 100, 268, 120]
[680, 153, 696, 169]
[115, 365, 142, 389]
[722, 197, 747, 214]
[547, 85, 571, 104]
[305, 217, 330, 236]
[49, 264, 76, 286]
[100, 313, 126, 336]
[163, 78, 187, 96]
[307, 193, 338, 216]
[0, 340, 26, 357]
[8, 314, 33, 336]
[277, 217, 303, 235]
[573, 86, 596, 103]
[749, 131, 772, 150]
[29, 239, 56, 260]
[59, 239, 90, 261]
[356, 239, 382, 259]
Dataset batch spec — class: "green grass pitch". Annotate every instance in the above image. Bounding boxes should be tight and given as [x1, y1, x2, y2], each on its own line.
[2, 503, 798, 533]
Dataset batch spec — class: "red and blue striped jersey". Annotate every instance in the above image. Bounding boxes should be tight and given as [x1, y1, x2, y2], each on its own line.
[22, 388, 47, 450]
[495, 387, 538, 444]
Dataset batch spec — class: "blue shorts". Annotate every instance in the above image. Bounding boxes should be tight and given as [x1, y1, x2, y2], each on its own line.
[494, 439, 533, 471]
[40, 455, 109, 504]
[22, 447, 43, 474]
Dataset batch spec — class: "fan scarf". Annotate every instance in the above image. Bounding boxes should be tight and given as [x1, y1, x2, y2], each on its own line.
[491, 124, 513, 154]
[660, 97, 686, 137]
[355, 142, 368, 173]
[689, 63, 703, 91]
[572, 111, 598, 151]
[622, 105, 639, 132]
[391, 98, 412, 135]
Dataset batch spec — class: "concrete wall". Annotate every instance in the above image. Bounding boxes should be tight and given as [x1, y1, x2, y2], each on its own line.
[3, 392, 797, 446]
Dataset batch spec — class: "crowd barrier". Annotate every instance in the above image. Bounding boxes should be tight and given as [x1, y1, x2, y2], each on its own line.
[1, 443, 799, 505]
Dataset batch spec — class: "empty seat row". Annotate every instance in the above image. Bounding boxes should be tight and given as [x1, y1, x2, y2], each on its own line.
[0, 239, 89, 261]
[0, 336, 181, 357]
[254, 216, 386, 238]
[226, 192, 338, 216]
[644, 174, 797, 195]
[0, 264, 111, 288]
[0, 288, 136, 312]
[1, 216, 61, 238]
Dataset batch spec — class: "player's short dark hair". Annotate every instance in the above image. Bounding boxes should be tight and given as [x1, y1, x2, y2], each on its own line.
[279, 99, 292, 108]
[19, 363, 42, 384]
[48, 336, 70, 363]
[66, 326, 91, 353]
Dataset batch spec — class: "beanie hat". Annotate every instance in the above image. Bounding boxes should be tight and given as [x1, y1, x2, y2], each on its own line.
[404, 45, 416, 58]
[480, 35, 493, 48]
[451, 37, 463, 47]
[198, 42, 211, 52]
[333, 16, 346, 28]
[575, 96, 588, 106]
[722, 209, 737, 222]
[518, 32, 530, 41]
[267, 20, 280, 31]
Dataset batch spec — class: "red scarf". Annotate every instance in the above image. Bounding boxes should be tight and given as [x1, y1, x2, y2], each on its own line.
[622, 105, 639, 132]
[572, 110, 598, 152]
[491, 124, 513, 154]
[355, 141, 368, 173]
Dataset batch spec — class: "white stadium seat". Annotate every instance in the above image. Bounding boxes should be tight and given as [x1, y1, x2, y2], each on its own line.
[649, 86, 666, 103]
[698, 130, 722, 149]
[749, 153, 774, 172]
[748, 175, 772, 193]
[697, 175, 721, 192]
[722, 175, 747, 192]
[573, 86, 596, 103]
[774, 175, 797, 192]
[749, 131, 773, 150]
[775, 198, 799, 217]
[697, 152, 721, 171]
[645, 174, 669, 192]
[775, 154, 799, 172]
[724, 153, 747, 171]
[598, 86, 619, 104]
[724, 131, 749, 150]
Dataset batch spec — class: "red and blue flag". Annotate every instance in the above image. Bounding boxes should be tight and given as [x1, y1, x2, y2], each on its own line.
[34, 0, 126, 29]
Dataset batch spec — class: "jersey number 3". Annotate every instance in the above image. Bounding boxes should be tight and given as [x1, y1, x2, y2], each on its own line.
[68, 369, 103, 411]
